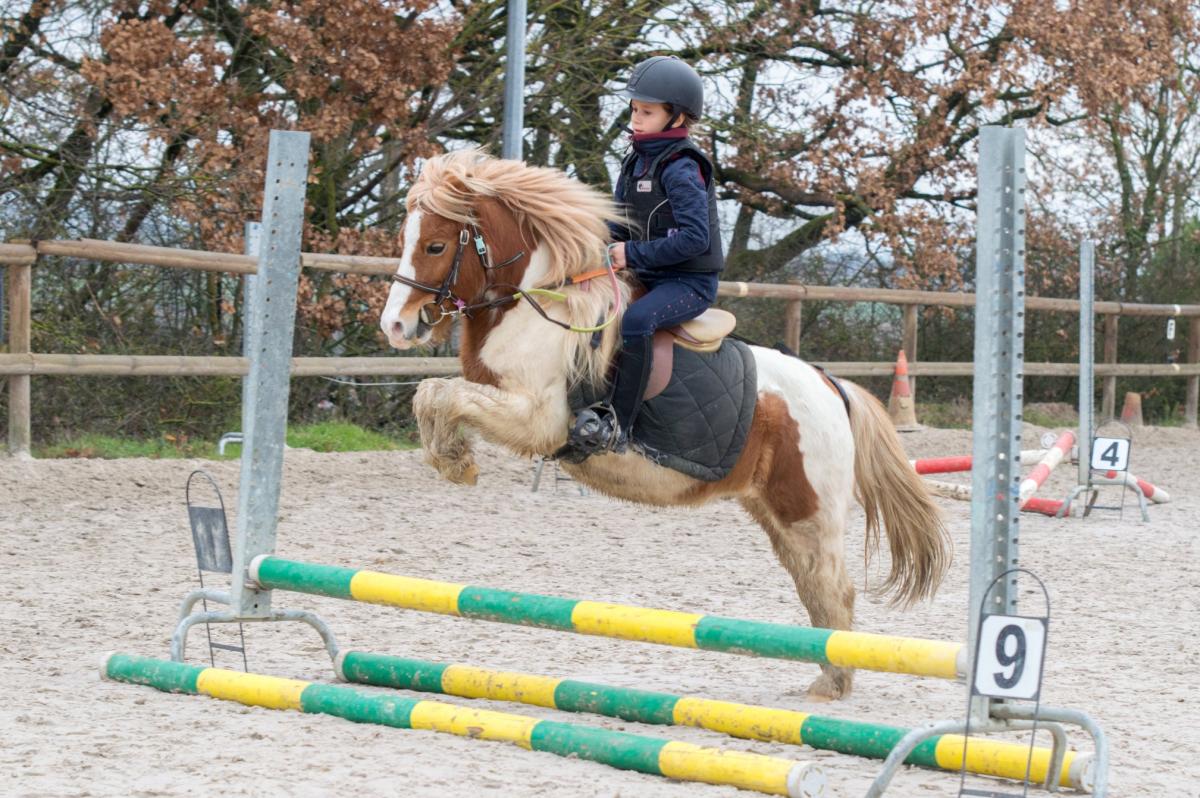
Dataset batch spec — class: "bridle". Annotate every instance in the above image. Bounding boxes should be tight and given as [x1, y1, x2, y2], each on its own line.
[391, 218, 625, 334]
[390, 224, 526, 326]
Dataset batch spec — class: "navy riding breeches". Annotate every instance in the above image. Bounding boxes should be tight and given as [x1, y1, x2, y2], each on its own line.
[621, 280, 710, 339]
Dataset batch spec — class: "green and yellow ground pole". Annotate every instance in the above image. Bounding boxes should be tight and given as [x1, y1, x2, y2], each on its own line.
[249, 556, 965, 680]
[336, 650, 1093, 791]
[102, 654, 827, 797]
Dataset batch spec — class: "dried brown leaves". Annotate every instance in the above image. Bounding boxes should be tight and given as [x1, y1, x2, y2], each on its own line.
[714, 0, 1197, 286]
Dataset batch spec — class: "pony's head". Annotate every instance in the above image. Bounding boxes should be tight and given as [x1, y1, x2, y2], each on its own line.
[380, 149, 622, 349]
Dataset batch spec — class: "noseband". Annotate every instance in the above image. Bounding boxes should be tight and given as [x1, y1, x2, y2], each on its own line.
[391, 224, 526, 325]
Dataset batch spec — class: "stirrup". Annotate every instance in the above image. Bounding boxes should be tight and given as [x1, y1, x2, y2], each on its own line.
[554, 404, 623, 463]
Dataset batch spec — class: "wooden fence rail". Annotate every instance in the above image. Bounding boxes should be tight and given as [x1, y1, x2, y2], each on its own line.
[3, 354, 1198, 380]
[3, 238, 1199, 455]
[0, 354, 460, 378]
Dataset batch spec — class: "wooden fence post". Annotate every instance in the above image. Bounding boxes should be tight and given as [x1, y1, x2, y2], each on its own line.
[902, 304, 918, 397]
[1186, 318, 1200, 428]
[7, 259, 31, 456]
[784, 300, 802, 354]
[1101, 313, 1119, 421]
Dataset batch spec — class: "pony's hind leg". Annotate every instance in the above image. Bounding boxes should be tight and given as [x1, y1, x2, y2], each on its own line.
[741, 498, 856, 701]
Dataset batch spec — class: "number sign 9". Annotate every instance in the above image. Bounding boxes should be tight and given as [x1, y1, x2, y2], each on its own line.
[973, 615, 1047, 700]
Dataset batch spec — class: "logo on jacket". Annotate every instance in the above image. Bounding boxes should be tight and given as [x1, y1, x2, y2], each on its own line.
[636, 180, 652, 192]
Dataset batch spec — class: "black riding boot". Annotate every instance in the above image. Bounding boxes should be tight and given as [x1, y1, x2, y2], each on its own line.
[609, 333, 653, 446]
[556, 334, 654, 462]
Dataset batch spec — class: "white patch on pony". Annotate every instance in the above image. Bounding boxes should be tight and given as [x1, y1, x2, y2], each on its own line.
[399, 209, 423, 277]
[750, 346, 856, 515]
[380, 210, 424, 346]
[518, 245, 550, 290]
[479, 291, 571, 390]
[476, 295, 574, 448]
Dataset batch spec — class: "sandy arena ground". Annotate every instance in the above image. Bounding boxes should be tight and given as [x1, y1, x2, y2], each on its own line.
[2, 423, 1197, 797]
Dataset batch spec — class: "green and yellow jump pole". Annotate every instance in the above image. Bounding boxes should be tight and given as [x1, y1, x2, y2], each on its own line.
[336, 650, 1094, 792]
[102, 654, 827, 798]
[249, 556, 965, 680]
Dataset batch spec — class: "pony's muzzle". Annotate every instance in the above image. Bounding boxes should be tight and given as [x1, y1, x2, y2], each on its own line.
[383, 315, 432, 350]
[387, 318, 409, 344]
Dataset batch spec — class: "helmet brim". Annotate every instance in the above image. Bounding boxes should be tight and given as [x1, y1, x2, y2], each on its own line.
[618, 87, 670, 104]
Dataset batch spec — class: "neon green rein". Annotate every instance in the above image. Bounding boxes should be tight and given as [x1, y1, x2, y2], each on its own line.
[516, 288, 620, 334]
[518, 245, 623, 334]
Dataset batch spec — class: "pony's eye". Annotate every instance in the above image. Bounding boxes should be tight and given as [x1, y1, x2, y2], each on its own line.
[426, 242, 446, 255]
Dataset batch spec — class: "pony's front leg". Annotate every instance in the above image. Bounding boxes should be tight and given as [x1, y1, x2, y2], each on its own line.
[446, 377, 570, 457]
[413, 378, 480, 485]
[413, 377, 569, 483]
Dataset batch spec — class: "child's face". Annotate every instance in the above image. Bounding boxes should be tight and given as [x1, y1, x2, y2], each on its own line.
[629, 100, 679, 134]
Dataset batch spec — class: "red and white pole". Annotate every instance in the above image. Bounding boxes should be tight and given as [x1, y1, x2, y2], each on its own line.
[924, 480, 1065, 516]
[1093, 471, 1171, 504]
[909, 450, 1046, 475]
[1018, 431, 1075, 506]
[1021, 496, 1066, 517]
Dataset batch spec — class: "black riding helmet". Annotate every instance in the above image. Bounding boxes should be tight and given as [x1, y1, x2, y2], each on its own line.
[617, 56, 704, 120]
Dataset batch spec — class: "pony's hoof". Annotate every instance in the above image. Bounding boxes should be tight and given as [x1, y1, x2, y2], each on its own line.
[443, 459, 479, 486]
[806, 671, 852, 702]
[457, 462, 479, 485]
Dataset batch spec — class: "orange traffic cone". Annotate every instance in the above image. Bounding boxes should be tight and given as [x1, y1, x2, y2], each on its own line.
[1120, 391, 1144, 427]
[888, 350, 920, 431]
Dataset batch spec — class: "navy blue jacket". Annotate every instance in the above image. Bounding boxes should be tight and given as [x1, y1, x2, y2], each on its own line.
[609, 131, 720, 302]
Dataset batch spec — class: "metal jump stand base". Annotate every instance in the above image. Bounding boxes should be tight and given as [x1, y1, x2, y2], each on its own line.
[165, 131, 341, 673]
[531, 456, 588, 495]
[865, 704, 1108, 797]
[1057, 478, 1150, 522]
[216, 432, 244, 456]
[170, 588, 340, 665]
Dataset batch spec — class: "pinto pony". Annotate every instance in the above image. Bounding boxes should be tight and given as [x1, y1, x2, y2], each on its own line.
[380, 150, 950, 700]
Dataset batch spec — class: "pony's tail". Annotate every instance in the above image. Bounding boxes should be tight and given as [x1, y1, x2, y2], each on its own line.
[846, 381, 952, 607]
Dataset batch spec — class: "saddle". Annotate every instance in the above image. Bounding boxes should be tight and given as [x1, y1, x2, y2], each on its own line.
[560, 307, 753, 480]
[632, 308, 757, 481]
[644, 308, 736, 401]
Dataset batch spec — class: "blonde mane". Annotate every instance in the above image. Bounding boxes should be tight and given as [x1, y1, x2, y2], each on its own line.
[408, 149, 623, 286]
[560, 274, 632, 391]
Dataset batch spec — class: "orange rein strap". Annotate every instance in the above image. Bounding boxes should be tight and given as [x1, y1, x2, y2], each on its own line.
[564, 262, 625, 286]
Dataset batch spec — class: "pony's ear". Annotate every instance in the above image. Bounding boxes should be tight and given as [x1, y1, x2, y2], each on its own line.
[474, 195, 517, 231]
[441, 170, 474, 204]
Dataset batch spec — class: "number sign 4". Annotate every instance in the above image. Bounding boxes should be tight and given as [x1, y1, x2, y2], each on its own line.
[1090, 437, 1130, 472]
[973, 614, 1047, 701]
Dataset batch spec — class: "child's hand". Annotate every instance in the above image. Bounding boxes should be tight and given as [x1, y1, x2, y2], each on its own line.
[608, 243, 627, 268]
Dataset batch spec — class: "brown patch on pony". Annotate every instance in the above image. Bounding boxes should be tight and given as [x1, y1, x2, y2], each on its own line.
[454, 198, 536, 387]
[759, 395, 822, 524]
[459, 331, 502, 385]
[409, 197, 537, 388]
[683, 392, 819, 524]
